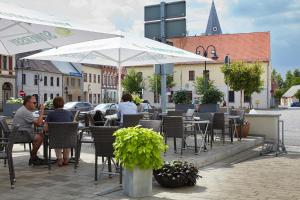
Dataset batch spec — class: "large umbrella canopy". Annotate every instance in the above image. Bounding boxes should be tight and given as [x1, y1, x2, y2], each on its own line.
[24, 34, 211, 102]
[0, 2, 120, 55]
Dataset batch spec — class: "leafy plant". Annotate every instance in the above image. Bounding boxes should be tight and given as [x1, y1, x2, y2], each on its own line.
[132, 93, 143, 105]
[173, 90, 191, 104]
[193, 76, 214, 95]
[44, 99, 54, 110]
[201, 87, 223, 104]
[122, 69, 144, 94]
[221, 62, 263, 108]
[6, 97, 23, 104]
[295, 89, 300, 101]
[148, 74, 175, 95]
[153, 160, 201, 188]
[113, 126, 167, 170]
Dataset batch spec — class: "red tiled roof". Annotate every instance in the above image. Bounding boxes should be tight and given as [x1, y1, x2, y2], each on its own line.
[169, 32, 270, 63]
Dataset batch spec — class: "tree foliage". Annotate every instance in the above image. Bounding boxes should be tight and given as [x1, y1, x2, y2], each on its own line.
[173, 90, 191, 104]
[193, 76, 214, 95]
[121, 69, 144, 94]
[221, 62, 264, 108]
[148, 74, 175, 95]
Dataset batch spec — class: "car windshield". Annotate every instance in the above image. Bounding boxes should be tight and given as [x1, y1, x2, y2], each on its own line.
[95, 104, 110, 110]
[64, 102, 77, 109]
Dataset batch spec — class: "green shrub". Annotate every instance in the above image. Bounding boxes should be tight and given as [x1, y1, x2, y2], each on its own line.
[173, 90, 191, 104]
[6, 97, 23, 104]
[113, 126, 168, 170]
[201, 88, 223, 104]
[44, 99, 54, 110]
[132, 93, 143, 105]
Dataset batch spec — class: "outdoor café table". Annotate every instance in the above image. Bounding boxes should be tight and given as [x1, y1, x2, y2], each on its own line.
[104, 114, 118, 126]
[227, 115, 241, 141]
[183, 120, 210, 155]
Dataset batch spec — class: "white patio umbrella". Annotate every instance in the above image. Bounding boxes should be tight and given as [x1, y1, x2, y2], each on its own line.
[24, 34, 211, 102]
[0, 2, 120, 55]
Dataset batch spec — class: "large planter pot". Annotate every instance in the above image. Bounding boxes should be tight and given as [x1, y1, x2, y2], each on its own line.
[175, 104, 194, 112]
[199, 104, 220, 113]
[235, 122, 250, 138]
[123, 167, 152, 197]
[3, 103, 22, 117]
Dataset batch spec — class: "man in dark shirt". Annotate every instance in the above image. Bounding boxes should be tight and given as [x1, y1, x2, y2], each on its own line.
[44, 96, 73, 166]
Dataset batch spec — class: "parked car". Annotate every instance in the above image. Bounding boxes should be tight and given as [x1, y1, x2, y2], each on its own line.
[93, 103, 118, 114]
[63, 102, 93, 112]
[291, 102, 300, 107]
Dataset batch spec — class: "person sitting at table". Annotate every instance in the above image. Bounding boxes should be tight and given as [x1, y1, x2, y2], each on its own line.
[118, 93, 137, 123]
[44, 96, 73, 167]
[13, 95, 45, 165]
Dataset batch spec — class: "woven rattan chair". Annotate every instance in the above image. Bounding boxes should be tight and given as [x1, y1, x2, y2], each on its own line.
[122, 114, 143, 128]
[0, 122, 19, 188]
[167, 110, 184, 116]
[212, 113, 232, 144]
[139, 120, 162, 133]
[89, 126, 121, 183]
[47, 122, 79, 171]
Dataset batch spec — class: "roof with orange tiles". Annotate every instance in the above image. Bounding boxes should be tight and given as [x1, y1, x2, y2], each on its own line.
[169, 32, 270, 63]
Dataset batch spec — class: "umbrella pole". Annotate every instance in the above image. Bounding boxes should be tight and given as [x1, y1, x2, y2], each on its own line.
[118, 64, 122, 103]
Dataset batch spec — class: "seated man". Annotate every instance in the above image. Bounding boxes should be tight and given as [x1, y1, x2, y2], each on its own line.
[118, 93, 137, 123]
[13, 95, 44, 165]
[44, 96, 73, 167]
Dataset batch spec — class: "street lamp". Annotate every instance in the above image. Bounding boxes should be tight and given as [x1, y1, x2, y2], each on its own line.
[224, 55, 231, 113]
[195, 45, 219, 90]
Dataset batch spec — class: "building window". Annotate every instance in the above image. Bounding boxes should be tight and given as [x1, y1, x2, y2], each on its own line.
[50, 77, 54, 86]
[66, 77, 69, 86]
[89, 73, 92, 82]
[93, 94, 96, 104]
[189, 71, 195, 81]
[98, 75, 100, 83]
[203, 70, 210, 81]
[94, 74, 96, 83]
[22, 74, 26, 85]
[244, 94, 251, 103]
[78, 79, 81, 87]
[229, 91, 235, 103]
[89, 94, 92, 103]
[78, 96, 81, 101]
[56, 93, 59, 97]
[3, 56, 7, 70]
[98, 94, 100, 104]
[57, 77, 60, 87]
[84, 73, 87, 82]
[50, 93, 53, 99]
[34, 75, 38, 85]
[44, 93, 47, 101]
[44, 76, 47, 86]
[103, 75, 107, 85]
[71, 78, 75, 86]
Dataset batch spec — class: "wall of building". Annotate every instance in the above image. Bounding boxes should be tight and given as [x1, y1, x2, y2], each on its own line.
[101, 66, 118, 103]
[16, 69, 63, 103]
[128, 61, 271, 109]
[63, 75, 81, 102]
[82, 65, 102, 105]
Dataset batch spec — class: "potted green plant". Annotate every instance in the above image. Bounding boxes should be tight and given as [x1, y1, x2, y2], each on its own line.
[4, 97, 23, 116]
[131, 93, 144, 112]
[173, 90, 193, 112]
[113, 126, 167, 197]
[153, 160, 201, 188]
[199, 87, 224, 113]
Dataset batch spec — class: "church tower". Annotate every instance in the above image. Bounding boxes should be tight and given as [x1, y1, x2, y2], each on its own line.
[205, 0, 222, 35]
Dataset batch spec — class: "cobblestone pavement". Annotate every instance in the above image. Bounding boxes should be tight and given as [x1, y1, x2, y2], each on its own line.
[256, 109, 300, 147]
[1, 144, 300, 200]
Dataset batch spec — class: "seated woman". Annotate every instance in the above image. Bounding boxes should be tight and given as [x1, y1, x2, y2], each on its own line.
[44, 96, 73, 167]
[118, 93, 137, 123]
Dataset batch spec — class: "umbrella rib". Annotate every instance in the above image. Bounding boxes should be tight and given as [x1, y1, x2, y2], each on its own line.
[93, 51, 119, 63]
[0, 21, 21, 32]
[77, 51, 97, 63]
[120, 51, 147, 63]
[0, 39, 11, 55]
[17, 23, 57, 48]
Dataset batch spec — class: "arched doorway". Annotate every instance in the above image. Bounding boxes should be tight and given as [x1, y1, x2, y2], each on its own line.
[2, 82, 13, 104]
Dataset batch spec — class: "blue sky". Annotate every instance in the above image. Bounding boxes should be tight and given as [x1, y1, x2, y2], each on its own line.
[6, 0, 300, 76]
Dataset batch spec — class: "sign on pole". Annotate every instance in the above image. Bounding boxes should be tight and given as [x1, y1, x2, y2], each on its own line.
[19, 90, 25, 97]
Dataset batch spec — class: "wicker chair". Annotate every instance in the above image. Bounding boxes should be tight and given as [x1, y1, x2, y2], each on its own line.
[229, 109, 245, 140]
[167, 110, 184, 116]
[196, 113, 214, 148]
[122, 114, 143, 128]
[162, 116, 197, 155]
[212, 113, 232, 144]
[47, 122, 79, 171]
[0, 123, 19, 188]
[139, 120, 162, 133]
[89, 126, 121, 182]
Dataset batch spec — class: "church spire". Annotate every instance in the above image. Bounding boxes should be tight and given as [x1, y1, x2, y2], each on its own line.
[205, 0, 222, 35]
